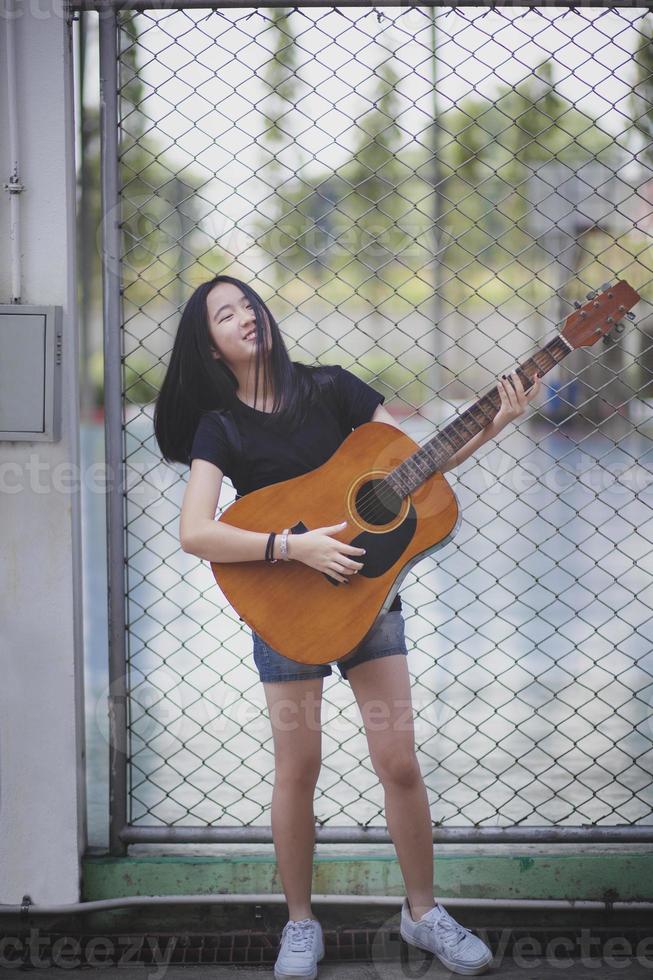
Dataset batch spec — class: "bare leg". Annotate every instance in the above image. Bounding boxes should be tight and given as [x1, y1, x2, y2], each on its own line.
[262, 678, 324, 922]
[383, 771, 436, 921]
[271, 777, 320, 920]
[346, 654, 436, 921]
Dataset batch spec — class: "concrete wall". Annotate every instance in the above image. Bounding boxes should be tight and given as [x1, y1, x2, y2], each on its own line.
[0, 8, 86, 901]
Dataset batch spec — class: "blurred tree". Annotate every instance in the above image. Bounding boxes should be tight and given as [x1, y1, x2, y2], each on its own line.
[336, 61, 407, 287]
[254, 8, 301, 290]
[255, 53, 626, 314]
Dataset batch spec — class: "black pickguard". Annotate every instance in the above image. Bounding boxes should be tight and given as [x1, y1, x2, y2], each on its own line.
[290, 507, 417, 586]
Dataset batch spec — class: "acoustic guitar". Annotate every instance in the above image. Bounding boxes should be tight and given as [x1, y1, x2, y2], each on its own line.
[212, 280, 640, 665]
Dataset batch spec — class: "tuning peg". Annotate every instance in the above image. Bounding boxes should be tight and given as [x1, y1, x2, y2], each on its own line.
[626, 311, 636, 321]
[586, 290, 597, 300]
[574, 300, 582, 309]
[601, 281, 612, 292]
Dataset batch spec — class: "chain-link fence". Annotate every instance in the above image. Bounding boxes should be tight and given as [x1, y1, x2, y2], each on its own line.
[90, 2, 653, 853]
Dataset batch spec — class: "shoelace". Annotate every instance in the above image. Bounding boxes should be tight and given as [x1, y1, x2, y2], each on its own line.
[284, 919, 316, 953]
[430, 906, 471, 950]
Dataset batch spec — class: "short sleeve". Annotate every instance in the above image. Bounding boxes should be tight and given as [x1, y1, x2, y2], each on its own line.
[189, 411, 234, 475]
[333, 365, 385, 430]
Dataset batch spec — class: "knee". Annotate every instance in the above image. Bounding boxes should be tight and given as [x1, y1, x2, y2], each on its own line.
[275, 756, 322, 790]
[373, 752, 421, 787]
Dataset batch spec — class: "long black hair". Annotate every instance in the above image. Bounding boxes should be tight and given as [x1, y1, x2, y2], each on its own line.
[153, 274, 324, 465]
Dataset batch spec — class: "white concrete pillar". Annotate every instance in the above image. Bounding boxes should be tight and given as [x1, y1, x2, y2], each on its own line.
[0, 8, 86, 901]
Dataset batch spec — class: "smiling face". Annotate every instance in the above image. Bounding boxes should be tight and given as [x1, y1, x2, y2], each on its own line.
[206, 281, 271, 370]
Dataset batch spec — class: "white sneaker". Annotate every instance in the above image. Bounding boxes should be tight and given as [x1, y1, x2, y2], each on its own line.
[274, 916, 325, 980]
[400, 898, 493, 975]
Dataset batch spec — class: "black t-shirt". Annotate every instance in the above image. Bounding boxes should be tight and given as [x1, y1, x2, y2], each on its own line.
[189, 363, 402, 612]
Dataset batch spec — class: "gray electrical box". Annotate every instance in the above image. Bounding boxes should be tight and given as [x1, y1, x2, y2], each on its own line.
[0, 305, 63, 443]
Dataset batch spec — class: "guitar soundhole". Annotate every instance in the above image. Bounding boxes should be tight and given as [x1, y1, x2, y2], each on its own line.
[355, 479, 402, 527]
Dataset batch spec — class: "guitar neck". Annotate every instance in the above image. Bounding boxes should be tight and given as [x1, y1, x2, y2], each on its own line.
[383, 333, 574, 499]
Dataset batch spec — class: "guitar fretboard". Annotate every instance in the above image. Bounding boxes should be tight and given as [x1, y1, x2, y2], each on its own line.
[382, 333, 573, 500]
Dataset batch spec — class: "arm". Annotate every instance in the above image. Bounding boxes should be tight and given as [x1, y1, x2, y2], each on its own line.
[181, 461, 355, 576]
[181, 458, 297, 563]
[370, 369, 542, 474]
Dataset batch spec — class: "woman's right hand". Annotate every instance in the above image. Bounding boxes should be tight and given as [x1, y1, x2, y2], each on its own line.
[290, 522, 366, 583]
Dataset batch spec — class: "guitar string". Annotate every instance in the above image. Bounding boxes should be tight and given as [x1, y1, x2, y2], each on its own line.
[346, 335, 567, 526]
[301, 291, 622, 529]
[332, 294, 629, 573]
[327, 294, 631, 558]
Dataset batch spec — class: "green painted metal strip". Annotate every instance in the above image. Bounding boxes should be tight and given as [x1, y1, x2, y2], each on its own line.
[83, 852, 653, 903]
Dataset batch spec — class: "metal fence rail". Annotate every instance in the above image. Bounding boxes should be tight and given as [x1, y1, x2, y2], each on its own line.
[96, 3, 653, 854]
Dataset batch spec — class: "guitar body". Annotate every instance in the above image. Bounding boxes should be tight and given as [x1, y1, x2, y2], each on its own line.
[211, 421, 461, 664]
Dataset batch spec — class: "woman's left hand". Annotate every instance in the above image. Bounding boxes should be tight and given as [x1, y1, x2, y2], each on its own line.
[493, 370, 542, 431]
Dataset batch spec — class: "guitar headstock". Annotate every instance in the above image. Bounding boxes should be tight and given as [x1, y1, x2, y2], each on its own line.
[560, 280, 640, 349]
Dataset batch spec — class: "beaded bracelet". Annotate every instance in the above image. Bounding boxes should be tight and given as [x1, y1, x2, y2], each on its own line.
[265, 528, 292, 564]
[278, 528, 290, 561]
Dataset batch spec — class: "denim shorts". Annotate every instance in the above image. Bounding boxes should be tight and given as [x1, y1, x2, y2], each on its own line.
[252, 609, 408, 683]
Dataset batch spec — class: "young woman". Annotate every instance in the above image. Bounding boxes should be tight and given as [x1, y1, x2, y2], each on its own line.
[154, 274, 542, 979]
